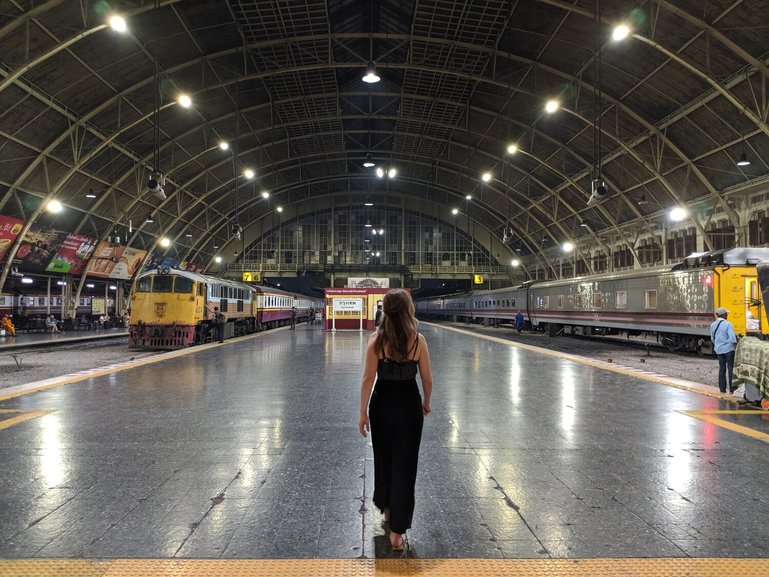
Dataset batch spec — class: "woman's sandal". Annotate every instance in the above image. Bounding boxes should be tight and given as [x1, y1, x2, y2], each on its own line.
[390, 532, 405, 551]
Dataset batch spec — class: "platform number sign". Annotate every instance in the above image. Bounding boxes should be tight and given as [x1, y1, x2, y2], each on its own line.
[473, 274, 484, 285]
[242, 272, 261, 283]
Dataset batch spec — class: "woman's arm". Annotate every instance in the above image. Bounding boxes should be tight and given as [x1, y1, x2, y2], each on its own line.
[359, 333, 379, 437]
[417, 334, 433, 415]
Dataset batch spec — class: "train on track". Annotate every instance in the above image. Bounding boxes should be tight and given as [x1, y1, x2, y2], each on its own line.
[129, 268, 323, 349]
[416, 248, 769, 354]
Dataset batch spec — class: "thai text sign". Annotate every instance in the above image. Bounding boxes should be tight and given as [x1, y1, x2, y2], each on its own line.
[333, 298, 362, 312]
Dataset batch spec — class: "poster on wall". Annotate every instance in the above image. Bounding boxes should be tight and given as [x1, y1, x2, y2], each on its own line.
[87, 242, 147, 279]
[15, 227, 69, 273]
[0, 216, 25, 262]
[45, 233, 97, 274]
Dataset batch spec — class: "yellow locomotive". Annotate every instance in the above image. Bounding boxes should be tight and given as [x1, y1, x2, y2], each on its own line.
[129, 268, 320, 349]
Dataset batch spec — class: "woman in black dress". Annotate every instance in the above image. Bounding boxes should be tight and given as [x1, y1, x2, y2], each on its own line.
[359, 289, 433, 551]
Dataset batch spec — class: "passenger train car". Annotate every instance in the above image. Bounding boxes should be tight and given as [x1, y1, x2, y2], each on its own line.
[129, 268, 322, 349]
[416, 248, 769, 354]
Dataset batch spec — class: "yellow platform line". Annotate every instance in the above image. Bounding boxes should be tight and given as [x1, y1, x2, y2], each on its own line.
[0, 408, 56, 431]
[678, 409, 769, 442]
[426, 322, 735, 402]
[0, 328, 287, 402]
[3, 558, 769, 577]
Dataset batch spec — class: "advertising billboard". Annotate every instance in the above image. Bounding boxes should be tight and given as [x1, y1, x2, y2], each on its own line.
[87, 242, 147, 279]
[16, 227, 68, 273]
[45, 233, 97, 274]
[0, 216, 25, 262]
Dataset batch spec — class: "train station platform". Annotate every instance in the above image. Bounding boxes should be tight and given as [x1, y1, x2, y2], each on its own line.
[1, 323, 768, 576]
[0, 327, 129, 351]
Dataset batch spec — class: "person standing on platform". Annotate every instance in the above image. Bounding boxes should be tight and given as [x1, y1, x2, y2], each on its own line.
[290, 306, 297, 330]
[711, 307, 737, 393]
[515, 310, 524, 334]
[213, 306, 226, 343]
[358, 289, 433, 552]
[375, 304, 383, 328]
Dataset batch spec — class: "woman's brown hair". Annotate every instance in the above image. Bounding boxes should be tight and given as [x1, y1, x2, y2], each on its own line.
[375, 289, 418, 361]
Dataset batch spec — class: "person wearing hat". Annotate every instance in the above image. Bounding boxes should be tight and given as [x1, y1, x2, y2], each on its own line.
[710, 307, 737, 393]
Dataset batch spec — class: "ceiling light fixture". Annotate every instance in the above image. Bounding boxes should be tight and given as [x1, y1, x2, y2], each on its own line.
[362, 0, 380, 84]
[362, 61, 380, 84]
[276, 206, 283, 213]
[86, 188, 97, 199]
[363, 154, 375, 168]
[737, 152, 750, 167]
[177, 94, 192, 108]
[243, 168, 255, 179]
[481, 172, 492, 182]
[612, 24, 630, 41]
[506, 144, 518, 155]
[669, 207, 688, 222]
[159, 237, 171, 248]
[545, 99, 560, 114]
[388, 167, 397, 178]
[108, 15, 127, 33]
[376, 167, 385, 178]
[219, 141, 229, 150]
[261, 190, 270, 199]
[46, 199, 63, 213]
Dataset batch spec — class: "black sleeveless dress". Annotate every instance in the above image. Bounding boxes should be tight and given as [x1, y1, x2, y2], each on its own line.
[368, 338, 424, 534]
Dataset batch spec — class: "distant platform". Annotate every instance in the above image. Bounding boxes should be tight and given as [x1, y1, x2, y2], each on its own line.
[0, 327, 128, 350]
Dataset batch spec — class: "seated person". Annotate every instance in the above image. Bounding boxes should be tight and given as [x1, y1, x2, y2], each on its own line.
[1, 314, 16, 336]
[46, 314, 61, 333]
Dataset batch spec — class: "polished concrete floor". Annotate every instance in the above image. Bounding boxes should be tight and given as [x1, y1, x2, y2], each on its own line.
[1, 323, 767, 560]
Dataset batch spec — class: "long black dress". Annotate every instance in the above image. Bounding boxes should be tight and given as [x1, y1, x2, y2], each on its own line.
[368, 338, 424, 535]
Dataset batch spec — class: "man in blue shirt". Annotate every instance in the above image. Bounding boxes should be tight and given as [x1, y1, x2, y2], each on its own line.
[710, 307, 738, 393]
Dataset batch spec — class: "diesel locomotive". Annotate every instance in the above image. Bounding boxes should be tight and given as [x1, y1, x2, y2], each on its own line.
[416, 248, 769, 354]
[129, 268, 322, 349]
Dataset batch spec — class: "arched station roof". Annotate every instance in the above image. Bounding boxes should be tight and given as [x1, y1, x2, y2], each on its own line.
[1, 0, 767, 280]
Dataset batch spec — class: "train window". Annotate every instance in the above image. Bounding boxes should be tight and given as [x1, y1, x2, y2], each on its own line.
[153, 275, 173, 293]
[616, 291, 627, 309]
[37, 297, 46, 306]
[136, 276, 152, 293]
[220, 299, 228, 312]
[557, 295, 564, 308]
[198, 283, 205, 296]
[174, 277, 193, 293]
[644, 290, 657, 309]
[511, 298, 516, 307]
[536, 296, 549, 309]
[574, 295, 582, 308]
[593, 293, 602, 308]
[237, 300, 244, 312]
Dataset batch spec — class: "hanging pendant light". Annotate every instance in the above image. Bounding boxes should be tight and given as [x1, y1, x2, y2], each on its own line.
[736, 152, 750, 167]
[362, 60, 380, 83]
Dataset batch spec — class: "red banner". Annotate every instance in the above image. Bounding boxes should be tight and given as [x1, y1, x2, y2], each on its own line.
[0, 216, 25, 262]
[45, 233, 97, 274]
